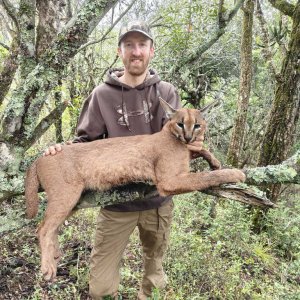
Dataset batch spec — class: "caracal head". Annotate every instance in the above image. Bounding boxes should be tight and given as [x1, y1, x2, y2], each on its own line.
[159, 97, 217, 144]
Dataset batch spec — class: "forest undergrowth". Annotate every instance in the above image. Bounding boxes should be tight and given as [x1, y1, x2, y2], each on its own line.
[0, 188, 299, 300]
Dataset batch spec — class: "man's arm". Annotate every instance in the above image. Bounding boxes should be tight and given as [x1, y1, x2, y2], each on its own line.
[74, 86, 107, 143]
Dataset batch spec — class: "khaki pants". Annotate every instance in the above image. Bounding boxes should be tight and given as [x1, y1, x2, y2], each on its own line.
[89, 200, 173, 300]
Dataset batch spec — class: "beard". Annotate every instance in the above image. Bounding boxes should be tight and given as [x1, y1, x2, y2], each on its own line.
[123, 55, 151, 76]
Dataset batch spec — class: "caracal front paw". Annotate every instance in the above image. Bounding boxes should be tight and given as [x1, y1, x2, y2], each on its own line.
[228, 169, 246, 183]
[210, 158, 221, 170]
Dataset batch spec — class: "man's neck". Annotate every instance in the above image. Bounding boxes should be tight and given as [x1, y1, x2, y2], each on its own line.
[119, 70, 149, 87]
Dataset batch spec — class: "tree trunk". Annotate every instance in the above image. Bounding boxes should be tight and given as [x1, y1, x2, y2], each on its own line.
[0, 0, 119, 201]
[1, 0, 118, 148]
[0, 0, 36, 106]
[0, 35, 19, 106]
[227, 0, 254, 167]
[18, 0, 36, 79]
[259, 1, 300, 200]
[55, 79, 63, 143]
[36, 0, 66, 58]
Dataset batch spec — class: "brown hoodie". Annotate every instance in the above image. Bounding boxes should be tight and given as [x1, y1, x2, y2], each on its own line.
[74, 68, 181, 211]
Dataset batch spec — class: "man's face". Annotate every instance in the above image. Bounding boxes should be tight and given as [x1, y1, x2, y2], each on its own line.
[118, 32, 154, 76]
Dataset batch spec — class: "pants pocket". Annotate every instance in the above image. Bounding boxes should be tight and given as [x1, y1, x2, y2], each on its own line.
[158, 200, 174, 232]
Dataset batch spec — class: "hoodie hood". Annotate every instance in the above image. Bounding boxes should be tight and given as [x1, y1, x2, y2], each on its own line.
[105, 67, 161, 90]
[75, 66, 180, 143]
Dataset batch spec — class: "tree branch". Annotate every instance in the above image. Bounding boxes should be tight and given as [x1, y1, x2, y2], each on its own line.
[247, 149, 300, 185]
[255, 0, 278, 81]
[76, 181, 276, 211]
[77, 0, 137, 53]
[218, 0, 226, 28]
[172, 0, 246, 73]
[75, 150, 300, 210]
[0, 41, 10, 50]
[22, 101, 69, 150]
[268, 0, 295, 17]
[0, 0, 19, 32]
[1, 0, 119, 146]
[226, 0, 246, 22]
[98, 54, 119, 82]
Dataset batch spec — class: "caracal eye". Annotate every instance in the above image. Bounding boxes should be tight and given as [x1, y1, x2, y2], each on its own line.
[177, 123, 184, 129]
[194, 124, 201, 129]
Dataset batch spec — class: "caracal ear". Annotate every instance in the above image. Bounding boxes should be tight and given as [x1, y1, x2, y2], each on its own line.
[200, 100, 220, 118]
[159, 97, 177, 119]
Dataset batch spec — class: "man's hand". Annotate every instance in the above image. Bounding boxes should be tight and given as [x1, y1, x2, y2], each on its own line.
[43, 141, 72, 156]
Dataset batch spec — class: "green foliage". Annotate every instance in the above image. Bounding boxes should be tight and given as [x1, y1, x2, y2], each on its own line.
[266, 197, 300, 260]
[0, 201, 29, 235]
[0, 170, 25, 200]
[151, 0, 242, 106]
[1, 191, 300, 299]
[162, 193, 300, 299]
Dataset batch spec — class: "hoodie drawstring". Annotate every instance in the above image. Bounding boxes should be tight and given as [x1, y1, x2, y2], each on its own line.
[121, 85, 131, 131]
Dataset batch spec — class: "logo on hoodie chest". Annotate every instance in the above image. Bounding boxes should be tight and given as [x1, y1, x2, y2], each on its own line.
[116, 100, 153, 127]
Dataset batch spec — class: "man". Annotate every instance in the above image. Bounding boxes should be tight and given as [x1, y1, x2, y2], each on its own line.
[46, 20, 181, 299]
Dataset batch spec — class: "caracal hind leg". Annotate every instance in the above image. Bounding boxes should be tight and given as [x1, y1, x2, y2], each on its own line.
[53, 229, 62, 262]
[38, 184, 83, 281]
[157, 169, 246, 196]
[53, 209, 76, 263]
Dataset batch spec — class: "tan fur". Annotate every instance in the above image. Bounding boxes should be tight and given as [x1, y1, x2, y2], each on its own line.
[25, 98, 245, 281]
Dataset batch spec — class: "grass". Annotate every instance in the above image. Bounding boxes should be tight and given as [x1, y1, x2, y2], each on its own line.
[0, 189, 300, 299]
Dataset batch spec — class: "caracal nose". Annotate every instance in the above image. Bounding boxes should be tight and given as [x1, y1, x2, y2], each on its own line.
[185, 136, 192, 143]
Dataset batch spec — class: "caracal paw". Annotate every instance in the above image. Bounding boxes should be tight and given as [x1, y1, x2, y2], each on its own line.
[230, 169, 246, 183]
[41, 260, 57, 281]
[210, 159, 221, 170]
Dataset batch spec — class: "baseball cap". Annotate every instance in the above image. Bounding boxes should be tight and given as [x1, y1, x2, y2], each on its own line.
[118, 20, 153, 45]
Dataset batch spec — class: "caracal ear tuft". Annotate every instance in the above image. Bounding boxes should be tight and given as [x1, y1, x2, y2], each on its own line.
[200, 100, 220, 118]
[159, 97, 177, 119]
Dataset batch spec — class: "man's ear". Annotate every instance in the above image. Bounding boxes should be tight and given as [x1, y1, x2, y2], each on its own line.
[117, 47, 122, 57]
[159, 97, 177, 119]
[150, 45, 155, 59]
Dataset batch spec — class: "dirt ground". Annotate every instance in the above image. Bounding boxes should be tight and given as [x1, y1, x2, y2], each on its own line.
[0, 224, 92, 300]
[0, 204, 142, 300]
